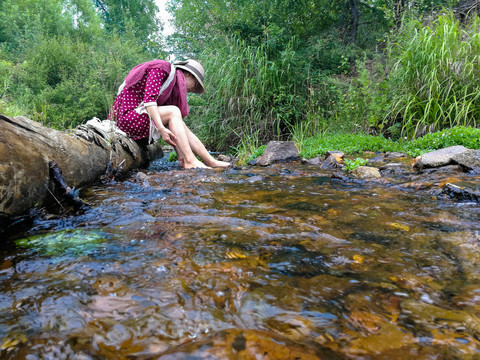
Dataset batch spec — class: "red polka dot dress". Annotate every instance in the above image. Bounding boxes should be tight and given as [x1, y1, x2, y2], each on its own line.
[112, 68, 168, 140]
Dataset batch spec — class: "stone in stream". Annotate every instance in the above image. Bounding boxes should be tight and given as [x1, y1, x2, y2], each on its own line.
[155, 328, 335, 359]
[451, 149, 480, 173]
[440, 183, 480, 202]
[351, 166, 382, 179]
[385, 152, 408, 159]
[413, 145, 468, 170]
[325, 150, 345, 161]
[301, 156, 322, 165]
[401, 299, 480, 336]
[321, 155, 343, 169]
[379, 163, 410, 176]
[249, 141, 299, 166]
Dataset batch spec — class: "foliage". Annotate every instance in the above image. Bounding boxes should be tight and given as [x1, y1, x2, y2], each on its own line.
[406, 126, 480, 156]
[299, 132, 403, 158]
[376, 13, 480, 137]
[344, 157, 368, 171]
[188, 36, 305, 151]
[244, 126, 480, 162]
[300, 126, 480, 159]
[168, 151, 178, 162]
[93, 0, 162, 51]
[0, 0, 160, 128]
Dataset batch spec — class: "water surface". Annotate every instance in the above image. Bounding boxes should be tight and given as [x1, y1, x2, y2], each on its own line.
[1, 158, 480, 359]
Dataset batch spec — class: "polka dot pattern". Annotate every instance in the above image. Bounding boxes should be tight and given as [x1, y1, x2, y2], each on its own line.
[111, 68, 168, 140]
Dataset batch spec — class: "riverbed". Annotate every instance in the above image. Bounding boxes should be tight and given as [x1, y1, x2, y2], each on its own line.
[1, 157, 480, 359]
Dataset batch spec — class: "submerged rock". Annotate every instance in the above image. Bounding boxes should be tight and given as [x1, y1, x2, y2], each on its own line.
[351, 166, 382, 179]
[440, 183, 480, 202]
[413, 145, 467, 170]
[379, 163, 410, 176]
[155, 328, 335, 359]
[249, 141, 299, 166]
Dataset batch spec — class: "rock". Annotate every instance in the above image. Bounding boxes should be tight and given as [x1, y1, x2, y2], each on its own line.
[452, 149, 480, 173]
[134, 172, 151, 186]
[325, 150, 344, 161]
[321, 155, 343, 169]
[155, 328, 335, 359]
[401, 299, 480, 335]
[385, 152, 408, 159]
[217, 154, 231, 162]
[250, 141, 299, 166]
[379, 163, 409, 176]
[413, 145, 468, 169]
[301, 157, 322, 165]
[421, 165, 464, 175]
[351, 166, 382, 179]
[367, 155, 384, 164]
[440, 183, 480, 202]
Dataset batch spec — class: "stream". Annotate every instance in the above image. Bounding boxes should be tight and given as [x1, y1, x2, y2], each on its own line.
[1, 156, 480, 359]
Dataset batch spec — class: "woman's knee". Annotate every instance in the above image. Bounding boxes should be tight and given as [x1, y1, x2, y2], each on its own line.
[158, 105, 182, 121]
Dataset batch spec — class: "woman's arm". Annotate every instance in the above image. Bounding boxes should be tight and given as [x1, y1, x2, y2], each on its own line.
[146, 106, 177, 146]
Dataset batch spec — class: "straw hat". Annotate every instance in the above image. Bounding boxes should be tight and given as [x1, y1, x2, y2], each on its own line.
[174, 59, 205, 94]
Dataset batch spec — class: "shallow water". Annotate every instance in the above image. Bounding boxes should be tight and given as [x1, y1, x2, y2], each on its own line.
[2, 157, 480, 359]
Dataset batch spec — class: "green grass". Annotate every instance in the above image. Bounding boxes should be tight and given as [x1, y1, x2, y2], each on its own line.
[381, 13, 480, 137]
[243, 126, 480, 161]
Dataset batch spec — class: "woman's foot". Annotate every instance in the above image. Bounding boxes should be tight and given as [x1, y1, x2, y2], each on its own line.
[183, 159, 211, 169]
[205, 159, 230, 168]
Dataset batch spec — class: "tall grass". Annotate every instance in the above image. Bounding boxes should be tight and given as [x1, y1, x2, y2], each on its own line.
[189, 36, 305, 151]
[383, 13, 480, 137]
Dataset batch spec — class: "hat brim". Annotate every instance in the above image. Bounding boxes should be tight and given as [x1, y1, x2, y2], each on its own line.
[176, 64, 205, 94]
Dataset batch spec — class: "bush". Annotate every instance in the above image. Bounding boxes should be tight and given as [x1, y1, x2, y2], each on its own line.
[382, 13, 480, 137]
[5, 34, 149, 128]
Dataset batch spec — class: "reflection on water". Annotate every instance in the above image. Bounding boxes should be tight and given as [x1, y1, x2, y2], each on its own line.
[1, 157, 480, 359]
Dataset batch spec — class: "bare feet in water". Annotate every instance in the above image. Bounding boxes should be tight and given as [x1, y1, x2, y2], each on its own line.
[206, 159, 230, 168]
[183, 159, 212, 169]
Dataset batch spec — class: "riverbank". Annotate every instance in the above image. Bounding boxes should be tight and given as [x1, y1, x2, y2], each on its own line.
[239, 126, 480, 165]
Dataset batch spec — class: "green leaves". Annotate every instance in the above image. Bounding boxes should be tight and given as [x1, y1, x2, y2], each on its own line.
[344, 157, 368, 171]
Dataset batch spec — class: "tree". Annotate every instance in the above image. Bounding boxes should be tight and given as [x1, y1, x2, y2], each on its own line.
[93, 0, 161, 47]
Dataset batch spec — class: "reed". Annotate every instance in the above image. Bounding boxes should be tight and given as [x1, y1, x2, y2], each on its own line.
[190, 36, 304, 151]
[384, 13, 480, 137]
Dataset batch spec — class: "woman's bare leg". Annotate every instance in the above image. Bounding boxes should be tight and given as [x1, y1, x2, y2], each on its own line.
[183, 124, 230, 168]
[157, 106, 209, 169]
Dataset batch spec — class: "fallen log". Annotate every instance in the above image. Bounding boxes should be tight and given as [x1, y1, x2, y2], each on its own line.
[0, 114, 163, 225]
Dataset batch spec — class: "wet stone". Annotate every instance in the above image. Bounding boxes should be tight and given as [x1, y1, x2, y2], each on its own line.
[440, 183, 480, 203]
[379, 163, 409, 176]
[413, 145, 468, 169]
[351, 166, 381, 179]
[302, 157, 322, 165]
[452, 149, 480, 173]
[250, 141, 299, 166]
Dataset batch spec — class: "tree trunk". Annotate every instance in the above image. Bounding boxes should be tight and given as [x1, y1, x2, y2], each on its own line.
[349, 0, 359, 43]
[0, 114, 163, 223]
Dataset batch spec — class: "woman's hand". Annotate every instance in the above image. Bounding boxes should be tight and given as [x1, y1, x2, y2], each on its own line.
[160, 127, 177, 146]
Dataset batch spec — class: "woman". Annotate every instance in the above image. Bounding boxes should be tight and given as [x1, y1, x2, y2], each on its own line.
[110, 59, 229, 169]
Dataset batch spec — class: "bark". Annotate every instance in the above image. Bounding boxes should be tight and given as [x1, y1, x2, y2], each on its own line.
[349, 0, 359, 43]
[0, 114, 163, 223]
